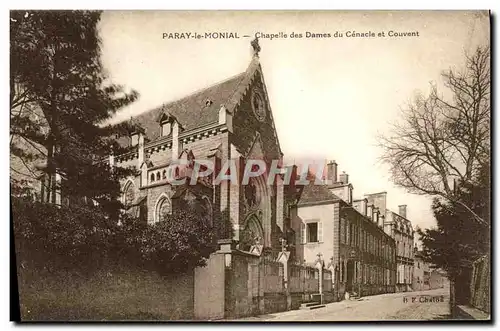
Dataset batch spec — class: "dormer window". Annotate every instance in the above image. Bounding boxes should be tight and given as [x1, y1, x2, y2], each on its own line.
[157, 112, 183, 138]
[161, 121, 172, 137]
[130, 133, 139, 147]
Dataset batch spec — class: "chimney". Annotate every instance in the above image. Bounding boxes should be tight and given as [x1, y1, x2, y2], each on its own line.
[360, 199, 367, 216]
[339, 171, 349, 184]
[367, 204, 373, 219]
[172, 120, 180, 160]
[398, 204, 407, 218]
[326, 160, 338, 184]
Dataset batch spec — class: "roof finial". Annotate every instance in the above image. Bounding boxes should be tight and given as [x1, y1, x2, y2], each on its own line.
[251, 36, 261, 58]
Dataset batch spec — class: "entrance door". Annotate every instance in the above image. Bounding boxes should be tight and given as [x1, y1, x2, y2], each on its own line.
[346, 260, 355, 292]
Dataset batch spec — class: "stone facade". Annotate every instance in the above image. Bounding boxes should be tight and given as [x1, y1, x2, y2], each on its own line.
[413, 249, 448, 292]
[113, 53, 285, 253]
[287, 162, 397, 299]
[365, 192, 415, 292]
[413, 250, 430, 291]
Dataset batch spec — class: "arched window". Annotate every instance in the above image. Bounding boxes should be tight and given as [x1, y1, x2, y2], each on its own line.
[150, 173, 155, 182]
[123, 180, 135, 206]
[156, 172, 161, 181]
[154, 193, 172, 224]
[162, 169, 167, 179]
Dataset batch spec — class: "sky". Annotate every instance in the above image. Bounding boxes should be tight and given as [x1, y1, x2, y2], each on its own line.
[98, 10, 489, 235]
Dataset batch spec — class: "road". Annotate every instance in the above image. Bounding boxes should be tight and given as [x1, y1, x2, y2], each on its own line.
[236, 287, 451, 321]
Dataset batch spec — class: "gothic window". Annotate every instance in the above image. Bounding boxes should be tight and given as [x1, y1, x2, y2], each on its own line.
[244, 179, 258, 208]
[251, 90, 267, 122]
[154, 194, 172, 224]
[150, 173, 155, 182]
[123, 180, 135, 206]
[201, 196, 213, 226]
[156, 172, 161, 181]
[162, 169, 167, 179]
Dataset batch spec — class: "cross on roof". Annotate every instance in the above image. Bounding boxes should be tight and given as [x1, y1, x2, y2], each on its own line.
[251, 37, 261, 57]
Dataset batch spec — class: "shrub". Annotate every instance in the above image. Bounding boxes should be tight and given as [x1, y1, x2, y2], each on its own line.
[12, 197, 217, 275]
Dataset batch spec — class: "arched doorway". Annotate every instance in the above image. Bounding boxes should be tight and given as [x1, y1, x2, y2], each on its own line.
[239, 212, 264, 251]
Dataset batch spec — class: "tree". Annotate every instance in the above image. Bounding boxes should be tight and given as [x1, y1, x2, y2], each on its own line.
[14, 193, 218, 275]
[378, 46, 490, 227]
[125, 203, 217, 274]
[417, 162, 489, 303]
[10, 10, 139, 217]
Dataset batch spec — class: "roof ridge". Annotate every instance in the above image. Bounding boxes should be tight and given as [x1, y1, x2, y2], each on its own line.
[117, 70, 247, 124]
[223, 57, 260, 113]
[163, 70, 247, 107]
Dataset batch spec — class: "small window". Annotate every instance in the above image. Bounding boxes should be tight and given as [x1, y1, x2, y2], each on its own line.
[150, 173, 155, 182]
[161, 122, 172, 137]
[130, 133, 139, 146]
[156, 172, 161, 181]
[162, 170, 167, 179]
[307, 222, 318, 243]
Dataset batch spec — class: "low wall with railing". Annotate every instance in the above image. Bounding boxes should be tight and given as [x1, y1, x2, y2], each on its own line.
[226, 250, 335, 318]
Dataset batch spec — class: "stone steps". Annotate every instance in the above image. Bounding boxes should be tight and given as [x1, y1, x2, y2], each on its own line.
[299, 301, 325, 310]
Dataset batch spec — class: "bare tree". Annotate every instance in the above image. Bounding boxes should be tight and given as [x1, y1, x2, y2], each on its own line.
[378, 46, 490, 227]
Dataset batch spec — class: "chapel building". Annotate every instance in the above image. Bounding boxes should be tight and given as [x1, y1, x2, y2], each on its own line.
[113, 41, 286, 254]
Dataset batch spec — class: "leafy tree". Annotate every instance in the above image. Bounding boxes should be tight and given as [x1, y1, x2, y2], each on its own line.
[13, 196, 114, 273]
[378, 46, 490, 227]
[129, 201, 217, 274]
[14, 195, 218, 275]
[10, 10, 139, 217]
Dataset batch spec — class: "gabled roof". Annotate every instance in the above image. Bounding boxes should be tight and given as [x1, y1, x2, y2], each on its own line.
[116, 57, 261, 147]
[297, 172, 341, 206]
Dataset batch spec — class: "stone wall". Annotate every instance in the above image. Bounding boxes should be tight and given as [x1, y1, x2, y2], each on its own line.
[470, 254, 490, 313]
[220, 245, 335, 319]
[17, 260, 195, 321]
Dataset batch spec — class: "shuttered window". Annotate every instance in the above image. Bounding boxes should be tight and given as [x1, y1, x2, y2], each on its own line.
[318, 221, 323, 242]
[300, 223, 306, 244]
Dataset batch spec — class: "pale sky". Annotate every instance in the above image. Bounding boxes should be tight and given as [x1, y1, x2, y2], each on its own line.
[98, 11, 489, 235]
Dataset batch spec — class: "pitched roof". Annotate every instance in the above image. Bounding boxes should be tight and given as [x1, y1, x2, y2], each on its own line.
[116, 57, 261, 147]
[297, 173, 341, 206]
